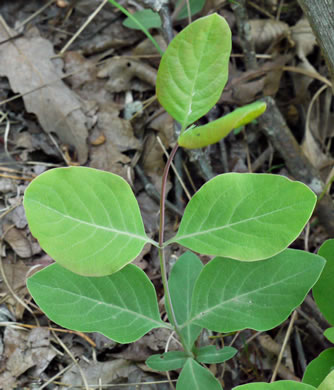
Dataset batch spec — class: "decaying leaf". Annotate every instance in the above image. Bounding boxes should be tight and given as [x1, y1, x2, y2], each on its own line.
[249, 19, 290, 51]
[0, 327, 56, 390]
[0, 21, 89, 163]
[60, 359, 134, 390]
[97, 58, 157, 92]
[290, 18, 319, 100]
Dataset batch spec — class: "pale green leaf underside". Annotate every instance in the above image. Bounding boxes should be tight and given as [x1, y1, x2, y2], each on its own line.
[313, 239, 334, 325]
[146, 351, 188, 371]
[24, 167, 153, 276]
[168, 251, 203, 349]
[196, 345, 237, 364]
[186, 250, 325, 333]
[156, 14, 231, 129]
[318, 371, 334, 390]
[303, 348, 334, 388]
[176, 358, 222, 390]
[169, 173, 316, 261]
[233, 381, 316, 390]
[178, 101, 267, 149]
[27, 263, 168, 343]
[324, 327, 334, 343]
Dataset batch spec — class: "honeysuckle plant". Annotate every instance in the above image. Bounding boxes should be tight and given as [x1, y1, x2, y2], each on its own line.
[23, 14, 329, 389]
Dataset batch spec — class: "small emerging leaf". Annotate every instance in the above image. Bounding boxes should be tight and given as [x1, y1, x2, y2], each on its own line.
[178, 101, 266, 149]
[303, 348, 334, 388]
[123, 9, 161, 30]
[186, 250, 325, 333]
[176, 358, 222, 390]
[313, 239, 334, 325]
[24, 167, 153, 276]
[146, 351, 188, 371]
[156, 14, 231, 129]
[233, 381, 316, 390]
[27, 263, 168, 343]
[196, 345, 237, 364]
[169, 173, 316, 261]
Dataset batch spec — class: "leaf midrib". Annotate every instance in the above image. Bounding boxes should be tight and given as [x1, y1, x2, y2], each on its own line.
[29, 199, 155, 244]
[172, 204, 296, 243]
[180, 266, 311, 330]
[38, 282, 170, 329]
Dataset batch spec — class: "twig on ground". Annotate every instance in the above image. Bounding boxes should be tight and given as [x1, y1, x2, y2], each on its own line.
[134, 165, 183, 217]
[59, 0, 109, 55]
[231, 0, 257, 71]
[271, 310, 298, 382]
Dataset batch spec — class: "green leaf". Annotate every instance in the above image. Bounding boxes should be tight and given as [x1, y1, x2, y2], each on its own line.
[313, 239, 334, 324]
[324, 327, 334, 343]
[168, 251, 203, 349]
[233, 381, 316, 390]
[122, 0, 206, 31]
[168, 173, 316, 261]
[123, 9, 161, 30]
[185, 250, 325, 333]
[146, 351, 188, 371]
[178, 101, 267, 149]
[176, 358, 222, 390]
[24, 167, 154, 277]
[196, 345, 237, 364]
[318, 370, 334, 390]
[303, 348, 334, 387]
[176, 0, 206, 20]
[156, 14, 231, 130]
[27, 263, 168, 343]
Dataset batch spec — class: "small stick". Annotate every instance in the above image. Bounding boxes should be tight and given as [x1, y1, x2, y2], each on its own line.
[271, 311, 298, 382]
[59, 0, 109, 54]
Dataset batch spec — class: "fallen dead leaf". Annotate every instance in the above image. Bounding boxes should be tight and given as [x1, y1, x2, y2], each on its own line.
[0, 20, 89, 163]
[0, 327, 56, 390]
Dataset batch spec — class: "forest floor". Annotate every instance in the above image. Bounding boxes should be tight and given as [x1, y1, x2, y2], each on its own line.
[0, 0, 333, 389]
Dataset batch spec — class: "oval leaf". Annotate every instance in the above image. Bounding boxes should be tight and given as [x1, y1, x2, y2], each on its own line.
[303, 348, 334, 388]
[233, 381, 316, 390]
[178, 101, 266, 149]
[176, 358, 222, 390]
[146, 351, 188, 371]
[169, 173, 316, 261]
[168, 251, 203, 349]
[27, 263, 168, 343]
[24, 167, 153, 276]
[156, 14, 231, 129]
[313, 239, 334, 324]
[196, 345, 237, 364]
[186, 250, 325, 333]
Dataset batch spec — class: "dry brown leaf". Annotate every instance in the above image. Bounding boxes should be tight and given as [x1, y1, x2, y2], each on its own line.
[290, 18, 319, 100]
[0, 327, 56, 390]
[60, 359, 134, 390]
[0, 21, 89, 163]
[97, 58, 157, 93]
[3, 224, 40, 258]
[249, 19, 290, 51]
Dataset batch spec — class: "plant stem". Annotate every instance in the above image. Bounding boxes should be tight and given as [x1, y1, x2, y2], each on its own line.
[158, 143, 193, 357]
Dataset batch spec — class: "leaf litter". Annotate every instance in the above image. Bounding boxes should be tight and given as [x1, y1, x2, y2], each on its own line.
[0, 0, 333, 388]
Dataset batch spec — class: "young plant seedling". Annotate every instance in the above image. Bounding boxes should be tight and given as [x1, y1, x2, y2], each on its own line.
[24, 14, 326, 389]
